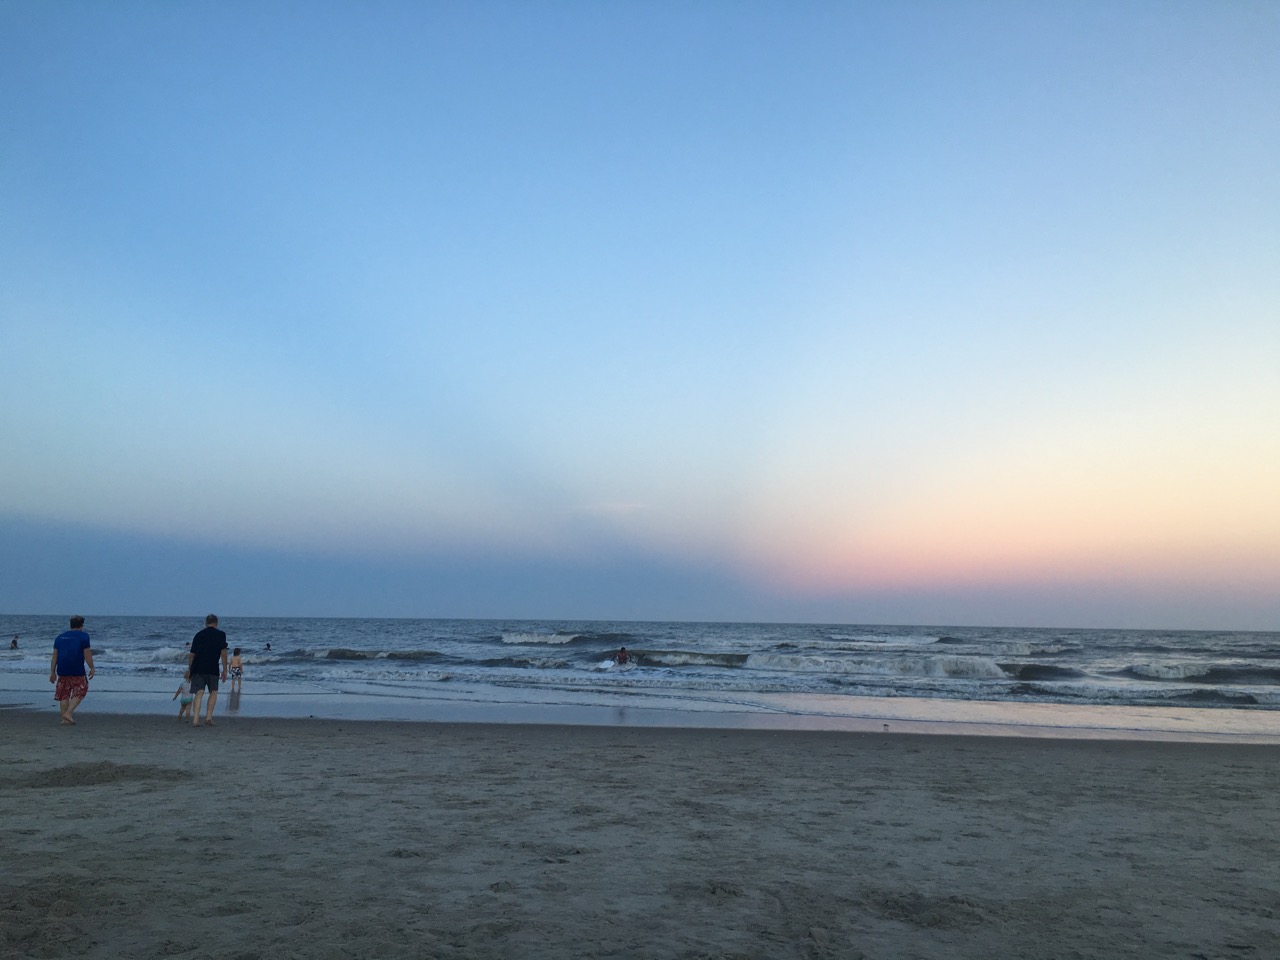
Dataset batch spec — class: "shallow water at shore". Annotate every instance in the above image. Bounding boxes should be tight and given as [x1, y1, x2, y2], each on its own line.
[5, 670, 1279, 742]
[6, 614, 1278, 742]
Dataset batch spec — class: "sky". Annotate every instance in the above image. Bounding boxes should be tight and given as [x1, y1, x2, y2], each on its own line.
[2, 2, 1278, 629]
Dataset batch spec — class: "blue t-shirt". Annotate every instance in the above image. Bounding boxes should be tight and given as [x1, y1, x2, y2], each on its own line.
[53, 630, 91, 677]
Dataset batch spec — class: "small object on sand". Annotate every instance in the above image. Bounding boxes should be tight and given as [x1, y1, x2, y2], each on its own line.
[883, 723, 890, 733]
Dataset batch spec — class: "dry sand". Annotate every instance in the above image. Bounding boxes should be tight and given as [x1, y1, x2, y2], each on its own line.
[2, 708, 1277, 960]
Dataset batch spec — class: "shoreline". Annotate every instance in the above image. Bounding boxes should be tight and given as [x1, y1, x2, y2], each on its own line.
[4, 671, 1280, 742]
[3, 710, 1278, 959]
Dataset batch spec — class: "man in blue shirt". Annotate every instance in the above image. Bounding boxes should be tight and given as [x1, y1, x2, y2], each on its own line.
[50, 616, 95, 725]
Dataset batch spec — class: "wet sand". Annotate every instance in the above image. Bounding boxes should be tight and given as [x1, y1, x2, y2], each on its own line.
[2, 709, 1277, 959]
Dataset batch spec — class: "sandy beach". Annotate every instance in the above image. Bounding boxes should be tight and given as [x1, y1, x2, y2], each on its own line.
[2, 709, 1277, 960]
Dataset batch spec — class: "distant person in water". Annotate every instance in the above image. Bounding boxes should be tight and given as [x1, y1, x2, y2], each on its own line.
[229, 648, 243, 692]
[50, 616, 94, 725]
[265, 642, 271, 653]
[614, 647, 630, 665]
[10, 635, 17, 649]
[187, 614, 228, 727]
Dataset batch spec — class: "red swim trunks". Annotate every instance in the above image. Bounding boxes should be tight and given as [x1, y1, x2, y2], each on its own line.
[54, 676, 89, 701]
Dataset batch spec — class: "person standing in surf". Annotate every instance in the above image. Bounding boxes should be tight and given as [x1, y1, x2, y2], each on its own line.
[50, 616, 94, 725]
[187, 614, 228, 727]
[228, 647, 243, 692]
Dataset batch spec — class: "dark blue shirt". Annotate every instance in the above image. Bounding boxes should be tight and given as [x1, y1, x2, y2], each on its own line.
[190, 627, 228, 675]
[53, 630, 91, 677]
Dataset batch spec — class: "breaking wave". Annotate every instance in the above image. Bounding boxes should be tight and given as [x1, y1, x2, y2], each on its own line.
[746, 652, 1009, 680]
[1118, 663, 1280, 685]
[501, 632, 582, 645]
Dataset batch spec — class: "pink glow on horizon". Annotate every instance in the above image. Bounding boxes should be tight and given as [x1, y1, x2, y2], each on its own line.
[729, 478, 1280, 598]
[750, 538, 1280, 597]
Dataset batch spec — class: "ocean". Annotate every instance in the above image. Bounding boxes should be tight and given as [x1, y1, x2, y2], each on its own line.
[5, 614, 1279, 739]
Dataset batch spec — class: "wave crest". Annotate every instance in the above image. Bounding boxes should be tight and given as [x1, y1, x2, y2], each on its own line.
[746, 652, 1009, 680]
[501, 632, 581, 645]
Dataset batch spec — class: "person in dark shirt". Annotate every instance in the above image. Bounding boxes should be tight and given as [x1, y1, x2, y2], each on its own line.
[50, 616, 94, 725]
[187, 614, 229, 727]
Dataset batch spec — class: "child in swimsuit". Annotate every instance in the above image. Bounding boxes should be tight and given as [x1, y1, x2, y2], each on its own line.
[229, 648, 243, 692]
[173, 673, 193, 721]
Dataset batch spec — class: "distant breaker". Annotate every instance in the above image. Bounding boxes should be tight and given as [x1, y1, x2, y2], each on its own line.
[502, 632, 583, 645]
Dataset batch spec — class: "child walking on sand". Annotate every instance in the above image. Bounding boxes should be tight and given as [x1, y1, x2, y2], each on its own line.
[173, 672, 194, 721]
[229, 648, 243, 693]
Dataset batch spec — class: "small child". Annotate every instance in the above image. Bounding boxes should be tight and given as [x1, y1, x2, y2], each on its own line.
[173, 672, 193, 720]
[229, 648, 243, 692]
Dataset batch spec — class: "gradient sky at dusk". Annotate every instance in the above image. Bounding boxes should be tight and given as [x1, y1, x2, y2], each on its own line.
[3, 2, 1278, 627]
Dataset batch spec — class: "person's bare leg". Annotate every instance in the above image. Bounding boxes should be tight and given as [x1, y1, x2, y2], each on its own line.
[59, 697, 73, 724]
[204, 690, 218, 725]
[65, 695, 82, 723]
[191, 690, 205, 726]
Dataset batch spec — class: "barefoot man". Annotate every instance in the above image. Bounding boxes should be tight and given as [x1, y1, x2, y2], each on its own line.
[188, 614, 229, 727]
[50, 616, 95, 725]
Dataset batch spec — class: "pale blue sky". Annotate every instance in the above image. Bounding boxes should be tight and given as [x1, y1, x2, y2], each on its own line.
[3, 2, 1278, 627]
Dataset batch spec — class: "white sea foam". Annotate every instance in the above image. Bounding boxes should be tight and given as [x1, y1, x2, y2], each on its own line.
[645, 651, 745, 667]
[818, 638, 1067, 657]
[101, 646, 189, 664]
[826, 632, 936, 646]
[1128, 662, 1207, 680]
[745, 652, 1009, 680]
[994, 642, 1072, 656]
[501, 632, 580, 645]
